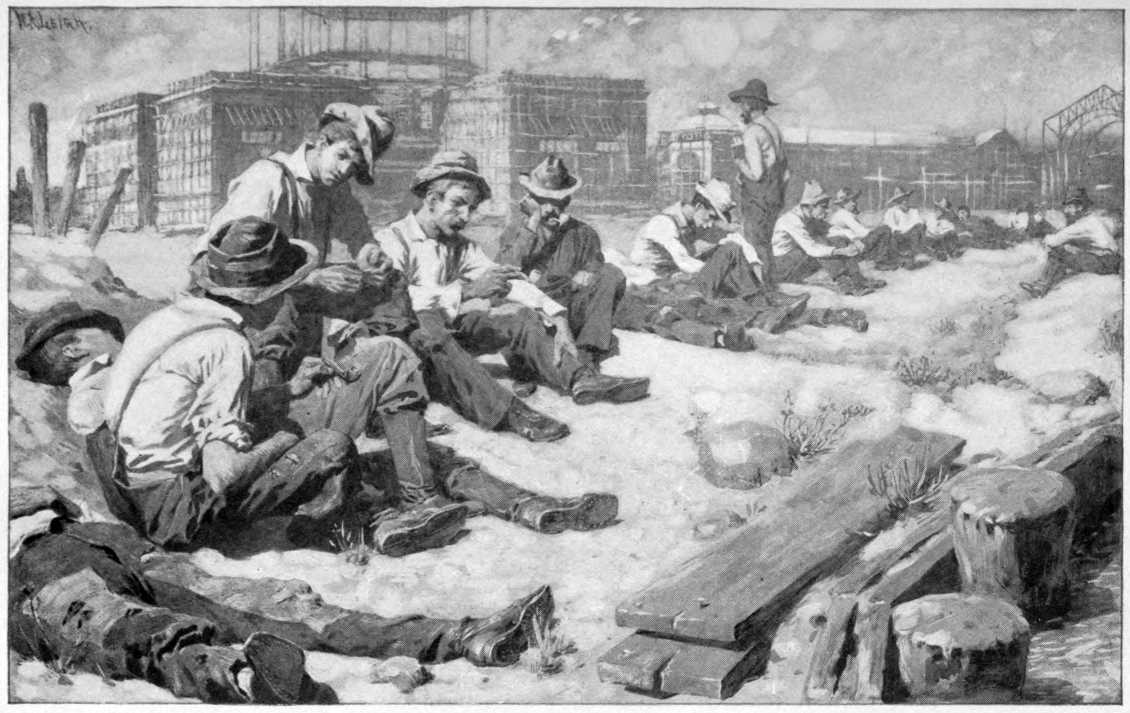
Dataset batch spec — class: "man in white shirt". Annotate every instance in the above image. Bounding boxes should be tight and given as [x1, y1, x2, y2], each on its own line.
[827, 187, 901, 270]
[730, 78, 789, 290]
[773, 181, 886, 296]
[882, 187, 928, 265]
[378, 150, 650, 430]
[1020, 187, 1122, 298]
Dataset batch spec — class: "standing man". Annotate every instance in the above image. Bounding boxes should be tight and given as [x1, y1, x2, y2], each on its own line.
[827, 187, 901, 269]
[1019, 187, 1122, 298]
[377, 150, 650, 435]
[882, 186, 929, 266]
[731, 77, 789, 291]
[496, 155, 626, 369]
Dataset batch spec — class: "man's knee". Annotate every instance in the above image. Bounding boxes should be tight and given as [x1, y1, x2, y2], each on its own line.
[347, 335, 423, 377]
[292, 429, 357, 468]
[597, 263, 626, 287]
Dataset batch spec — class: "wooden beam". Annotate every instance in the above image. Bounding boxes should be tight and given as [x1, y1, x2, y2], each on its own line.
[55, 140, 86, 236]
[87, 165, 132, 249]
[616, 428, 966, 646]
[28, 102, 50, 236]
[597, 632, 768, 700]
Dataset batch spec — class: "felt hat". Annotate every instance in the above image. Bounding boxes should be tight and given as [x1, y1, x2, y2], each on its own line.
[694, 178, 736, 221]
[319, 103, 396, 186]
[410, 149, 492, 200]
[833, 187, 862, 206]
[195, 216, 318, 305]
[799, 180, 830, 206]
[1062, 186, 1092, 207]
[934, 197, 954, 211]
[729, 78, 777, 106]
[519, 154, 583, 200]
[16, 302, 124, 374]
[885, 186, 915, 206]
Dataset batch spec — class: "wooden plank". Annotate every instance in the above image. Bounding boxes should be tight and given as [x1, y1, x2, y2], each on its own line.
[28, 102, 49, 236]
[55, 139, 87, 236]
[88, 165, 133, 248]
[597, 632, 765, 700]
[616, 427, 966, 645]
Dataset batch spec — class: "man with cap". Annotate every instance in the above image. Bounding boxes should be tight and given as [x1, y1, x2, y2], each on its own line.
[772, 180, 886, 297]
[924, 197, 965, 261]
[827, 187, 901, 270]
[377, 150, 651, 436]
[881, 186, 929, 266]
[730, 77, 790, 291]
[614, 179, 867, 351]
[1020, 187, 1122, 298]
[9, 483, 558, 702]
[496, 154, 627, 370]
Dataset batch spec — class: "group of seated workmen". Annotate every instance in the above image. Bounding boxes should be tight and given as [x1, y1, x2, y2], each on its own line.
[10, 102, 1122, 702]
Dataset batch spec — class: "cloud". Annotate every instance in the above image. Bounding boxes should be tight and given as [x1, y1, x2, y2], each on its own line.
[740, 11, 786, 44]
[809, 17, 850, 53]
[681, 19, 741, 67]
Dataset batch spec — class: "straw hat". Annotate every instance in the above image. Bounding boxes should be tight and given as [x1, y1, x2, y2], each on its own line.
[885, 186, 915, 206]
[799, 180, 830, 206]
[694, 178, 736, 221]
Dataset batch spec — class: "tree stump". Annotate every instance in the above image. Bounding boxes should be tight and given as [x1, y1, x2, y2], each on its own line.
[891, 593, 1029, 702]
[949, 467, 1076, 621]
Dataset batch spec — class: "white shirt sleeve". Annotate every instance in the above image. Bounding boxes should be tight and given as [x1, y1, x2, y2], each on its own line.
[1044, 215, 1118, 252]
[637, 215, 705, 273]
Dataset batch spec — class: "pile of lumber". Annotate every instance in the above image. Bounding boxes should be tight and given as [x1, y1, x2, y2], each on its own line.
[598, 426, 967, 699]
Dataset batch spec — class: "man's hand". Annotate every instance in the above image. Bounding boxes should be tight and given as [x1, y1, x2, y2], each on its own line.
[356, 244, 395, 289]
[833, 243, 863, 258]
[571, 270, 595, 288]
[464, 265, 526, 300]
[287, 356, 336, 398]
[549, 314, 579, 367]
[307, 264, 364, 294]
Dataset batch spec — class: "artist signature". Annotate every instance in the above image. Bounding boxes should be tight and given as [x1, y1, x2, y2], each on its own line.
[13, 9, 93, 34]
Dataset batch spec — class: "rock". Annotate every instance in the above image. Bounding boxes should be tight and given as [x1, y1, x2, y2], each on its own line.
[692, 509, 748, 540]
[693, 419, 793, 489]
[369, 657, 432, 693]
[1029, 370, 1109, 406]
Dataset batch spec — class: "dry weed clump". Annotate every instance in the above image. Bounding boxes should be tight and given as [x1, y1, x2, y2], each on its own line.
[779, 390, 875, 463]
[524, 613, 577, 677]
[894, 354, 952, 387]
[929, 317, 959, 337]
[328, 521, 371, 566]
[1099, 312, 1123, 355]
[865, 447, 949, 519]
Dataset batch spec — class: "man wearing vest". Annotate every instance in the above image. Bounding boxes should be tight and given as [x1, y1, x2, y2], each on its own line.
[495, 155, 627, 371]
[377, 150, 651, 435]
[8, 486, 557, 702]
[731, 77, 789, 292]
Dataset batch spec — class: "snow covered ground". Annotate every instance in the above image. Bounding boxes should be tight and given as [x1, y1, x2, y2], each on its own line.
[8, 219, 1122, 703]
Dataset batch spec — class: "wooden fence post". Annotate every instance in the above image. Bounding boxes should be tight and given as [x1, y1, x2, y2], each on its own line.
[55, 140, 87, 236]
[87, 165, 133, 249]
[29, 102, 50, 236]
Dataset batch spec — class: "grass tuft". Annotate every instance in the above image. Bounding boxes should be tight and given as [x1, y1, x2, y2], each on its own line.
[894, 354, 952, 387]
[328, 521, 371, 566]
[525, 613, 577, 677]
[779, 390, 875, 464]
[865, 447, 949, 519]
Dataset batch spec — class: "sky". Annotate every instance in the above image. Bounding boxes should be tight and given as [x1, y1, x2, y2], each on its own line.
[8, 7, 1124, 182]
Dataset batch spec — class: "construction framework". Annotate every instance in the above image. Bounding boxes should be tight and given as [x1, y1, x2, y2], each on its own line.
[1041, 85, 1124, 202]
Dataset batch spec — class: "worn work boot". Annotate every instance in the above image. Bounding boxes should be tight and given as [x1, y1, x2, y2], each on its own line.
[834, 276, 877, 297]
[826, 308, 870, 333]
[1019, 281, 1051, 298]
[571, 370, 650, 405]
[719, 323, 757, 352]
[503, 398, 570, 442]
[459, 585, 555, 667]
[371, 502, 469, 557]
[244, 632, 338, 704]
[510, 493, 619, 534]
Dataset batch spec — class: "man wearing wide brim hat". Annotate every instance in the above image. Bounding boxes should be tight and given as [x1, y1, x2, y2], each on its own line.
[881, 186, 929, 265]
[730, 77, 790, 291]
[923, 196, 965, 262]
[771, 180, 885, 301]
[497, 154, 640, 371]
[1020, 186, 1122, 298]
[826, 187, 902, 270]
[379, 149, 651, 442]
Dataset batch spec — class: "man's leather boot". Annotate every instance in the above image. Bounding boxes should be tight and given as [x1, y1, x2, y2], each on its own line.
[503, 398, 570, 442]
[243, 632, 338, 703]
[571, 370, 650, 405]
[459, 585, 554, 667]
[371, 502, 469, 557]
[510, 493, 619, 534]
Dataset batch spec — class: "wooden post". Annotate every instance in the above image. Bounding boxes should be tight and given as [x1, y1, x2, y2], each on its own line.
[87, 165, 133, 249]
[891, 593, 1029, 702]
[28, 102, 50, 236]
[55, 140, 87, 236]
[949, 467, 1076, 621]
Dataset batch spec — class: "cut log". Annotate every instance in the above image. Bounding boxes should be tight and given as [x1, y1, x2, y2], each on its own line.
[890, 593, 1029, 702]
[55, 139, 87, 236]
[597, 632, 767, 699]
[28, 102, 50, 236]
[949, 467, 1076, 621]
[87, 165, 133, 248]
[616, 427, 965, 646]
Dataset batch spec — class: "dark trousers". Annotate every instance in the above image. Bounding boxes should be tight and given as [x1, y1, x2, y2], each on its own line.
[741, 167, 788, 291]
[9, 521, 464, 698]
[696, 242, 764, 300]
[858, 225, 899, 263]
[549, 263, 625, 360]
[774, 248, 861, 284]
[87, 427, 357, 550]
[1041, 246, 1121, 286]
[893, 223, 926, 256]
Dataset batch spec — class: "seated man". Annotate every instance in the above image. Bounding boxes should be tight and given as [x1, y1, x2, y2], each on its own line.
[496, 155, 625, 371]
[924, 197, 965, 261]
[378, 150, 650, 422]
[954, 204, 1011, 250]
[614, 179, 866, 353]
[882, 186, 928, 265]
[1020, 187, 1122, 298]
[772, 180, 886, 296]
[826, 187, 900, 270]
[10, 485, 555, 703]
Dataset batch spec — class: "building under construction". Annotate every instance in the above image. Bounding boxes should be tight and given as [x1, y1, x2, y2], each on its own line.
[80, 8, 653, 230]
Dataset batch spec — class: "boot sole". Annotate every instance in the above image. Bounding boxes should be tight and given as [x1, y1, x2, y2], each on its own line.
[464, 586, 555, 666]
[572, 378, 650, 406]
[244, 632, 308, 704]
[538, 493, 620, 534]
[377, 504, 469, 558]
[516, 422, 571, 443]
